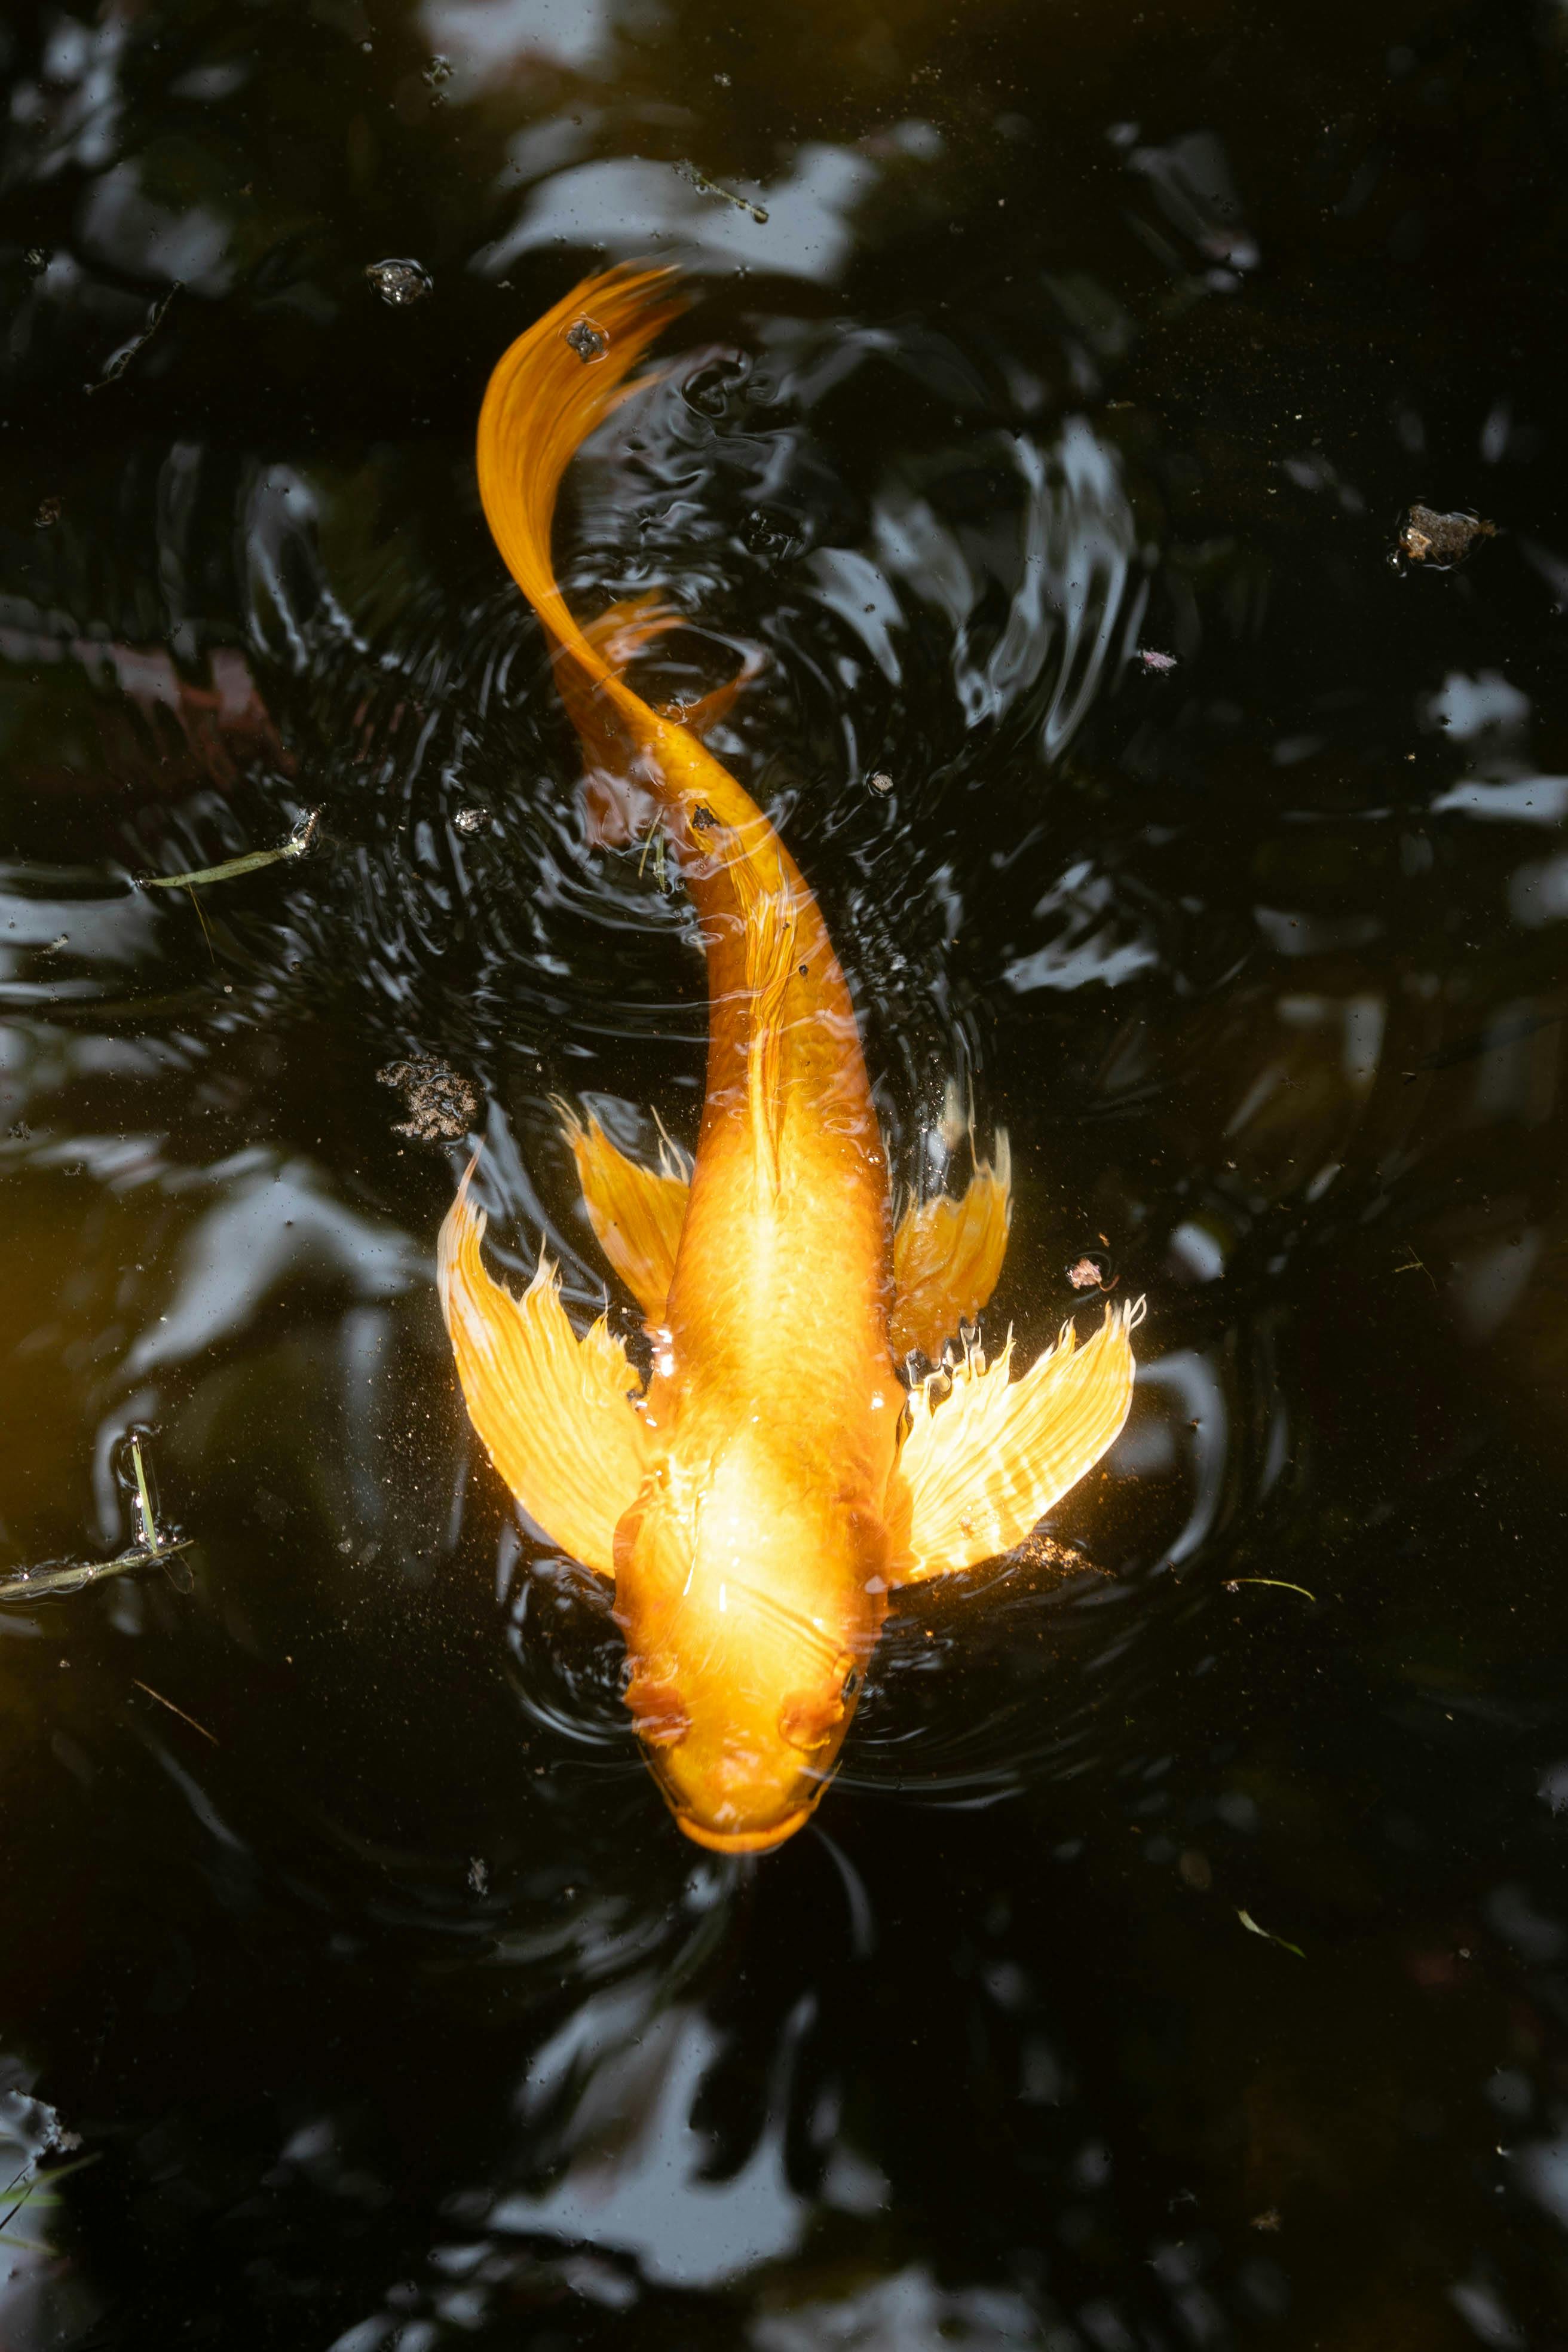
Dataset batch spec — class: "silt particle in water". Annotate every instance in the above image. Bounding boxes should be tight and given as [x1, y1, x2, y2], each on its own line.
[365, 258, 433, 307]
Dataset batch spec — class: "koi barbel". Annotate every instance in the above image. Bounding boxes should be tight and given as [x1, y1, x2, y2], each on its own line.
[439, 265, 1140, 1854]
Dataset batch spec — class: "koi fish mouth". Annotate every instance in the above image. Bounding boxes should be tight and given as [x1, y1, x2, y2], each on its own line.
[671, 1802, 817, 1855]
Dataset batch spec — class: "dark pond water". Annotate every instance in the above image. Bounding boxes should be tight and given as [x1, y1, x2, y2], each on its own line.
[5, 0, 1568, 2343]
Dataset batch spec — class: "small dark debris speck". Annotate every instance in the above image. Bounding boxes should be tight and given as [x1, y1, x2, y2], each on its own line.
[35, 495, 61, 528]
[377, 1052, 479, 1143]
[691, 805, 716, 831]
[566, 317, 609, 362]
[365, 258, 433, 307]
[868, 771, 894, 795]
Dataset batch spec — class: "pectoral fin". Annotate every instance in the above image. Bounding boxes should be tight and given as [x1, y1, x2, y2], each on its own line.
[438, 1175, 649, 1576]
[556, 1102, 690, 1327]
[890, 1135, 1012, 1361]
[886, 1301, 1139, 1582]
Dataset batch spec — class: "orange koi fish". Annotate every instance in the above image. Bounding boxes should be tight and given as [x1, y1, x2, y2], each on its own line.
[439, 266, 1140, 1853]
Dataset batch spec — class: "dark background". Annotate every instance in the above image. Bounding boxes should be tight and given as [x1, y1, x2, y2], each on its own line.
[4, 0, 1568, 2344]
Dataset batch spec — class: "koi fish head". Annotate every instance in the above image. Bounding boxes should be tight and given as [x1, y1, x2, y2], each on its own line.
[612, 1456, 889, 1854]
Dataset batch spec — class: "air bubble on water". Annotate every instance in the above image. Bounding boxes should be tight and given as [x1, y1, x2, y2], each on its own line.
[743, 507, 801, 564]
[365, 258, 433, 307]
[566, 317, 609, 363]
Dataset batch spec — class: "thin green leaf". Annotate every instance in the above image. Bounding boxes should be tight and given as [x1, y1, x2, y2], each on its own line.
[141, 808, 319, 890]
[131, 1432, 158, 1555]
[1238, 1907, 1304, 1959]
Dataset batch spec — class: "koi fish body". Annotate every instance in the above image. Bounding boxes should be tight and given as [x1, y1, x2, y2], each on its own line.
[439, 267, 1140, 1852]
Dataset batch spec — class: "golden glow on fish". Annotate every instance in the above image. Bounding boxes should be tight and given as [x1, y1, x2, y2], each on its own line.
[438, 265, 1141, 1854]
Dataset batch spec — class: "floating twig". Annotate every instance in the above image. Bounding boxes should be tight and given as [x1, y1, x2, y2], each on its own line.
[1225, 1577, 1318, 1602]
[0, 1539, 191, 1607]
[85, 281, 182, 394]
[676, 160, 769, 224]
[1238, 1907, 1304, 1958]
[141, 808, 319, 891]
[131, 1680, 218, 1745]
[1393, 1243, 1438, 1292]
[0, 1431, 190, 1604]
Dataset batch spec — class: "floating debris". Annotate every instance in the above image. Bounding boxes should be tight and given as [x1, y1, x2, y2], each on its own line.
[565, 316, 608, 363]
[676, 160, 769, 224]
[467, 1855, 489, 1893]
[452, 806, 490, 835]
[638, 818, 669, 890]
[22, 246, 49, 278]
[140, 807, 319, 890]
[1237, 1906, 1304, 1958]
[1067, 1255, 1105, 1290]
[1394, 1242, 1438, 1290]
[378, 1051, 479, 1143]
[1, 1431, 193, 1607]
[0, 1539, 192, 1607]
[85, 280, 181, 394]
[0, 1432, 192, 1606]
[366, 258, 433, 307]
[1224, 1576, 1318, 1601]
[868, 771, 895, 796]
[128, 1431, 159, 1555]
[1398, 504, 1496, 568]
[422, 53, 452, 96]
[33, 495, 60, 529]
[131, 1680, 218, 1745]
[1015, 1530, 1101, 1580]
[1, 2148, 99, 2255]
[1139, 647, 1178, 673]
[1250, 2208, 1282, 2232]
[743, 507, 801, 564]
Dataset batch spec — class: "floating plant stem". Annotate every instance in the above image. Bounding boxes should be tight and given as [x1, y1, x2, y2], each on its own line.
[130, 1432, 158, 1554]
[141, 808, 320, 890]
[0, 1432, 189, 1604]
[1238, 1907, 1305, 1958]
[0, 2152, 100, 2247]
[1225, 1577, 1318, 1602]
[638, 819, 668, 890]
[131, 1680, 218, 1745]
[0, 1539, 192, 1607]
[676, 160, 768, 223]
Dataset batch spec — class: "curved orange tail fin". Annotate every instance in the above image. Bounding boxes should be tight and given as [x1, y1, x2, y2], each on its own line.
[476, 265, 688, 693]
